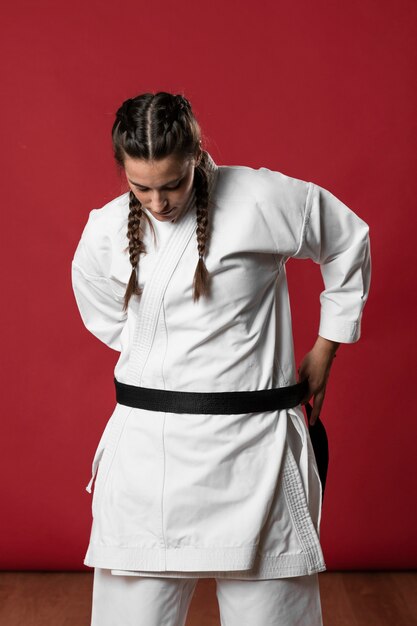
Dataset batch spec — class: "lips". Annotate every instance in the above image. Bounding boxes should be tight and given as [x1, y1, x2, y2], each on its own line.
[160, 206, 176, 216]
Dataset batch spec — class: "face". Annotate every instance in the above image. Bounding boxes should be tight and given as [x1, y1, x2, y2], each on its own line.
[124, 153, 199, 223]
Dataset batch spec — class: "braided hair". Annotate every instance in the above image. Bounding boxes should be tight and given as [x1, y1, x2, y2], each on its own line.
[111, 92, 212, 312]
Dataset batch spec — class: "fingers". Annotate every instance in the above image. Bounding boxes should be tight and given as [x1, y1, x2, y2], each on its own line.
[297, 373, 311, 406]
[309, 389, 325, 426]
[297, 359, 328, 425]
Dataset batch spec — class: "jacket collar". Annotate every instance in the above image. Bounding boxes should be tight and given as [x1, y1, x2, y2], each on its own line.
[204, 151, 219, 200]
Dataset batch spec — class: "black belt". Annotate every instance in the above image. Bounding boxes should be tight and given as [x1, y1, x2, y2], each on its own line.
[114, 376, 309, 414]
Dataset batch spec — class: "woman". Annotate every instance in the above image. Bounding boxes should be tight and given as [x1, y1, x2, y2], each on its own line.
[71, 91, 371, 625]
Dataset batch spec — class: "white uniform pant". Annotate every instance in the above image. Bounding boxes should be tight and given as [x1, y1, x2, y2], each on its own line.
[91, 568, 324, 626]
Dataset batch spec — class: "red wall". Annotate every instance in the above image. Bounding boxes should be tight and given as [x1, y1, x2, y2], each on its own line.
[1, 0, 416, 570]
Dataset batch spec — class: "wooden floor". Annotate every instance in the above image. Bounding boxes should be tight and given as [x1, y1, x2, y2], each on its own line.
[0, 571, 416, 625]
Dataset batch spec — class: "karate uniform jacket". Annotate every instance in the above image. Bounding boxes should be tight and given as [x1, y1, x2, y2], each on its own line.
[71, 152, 371, 579]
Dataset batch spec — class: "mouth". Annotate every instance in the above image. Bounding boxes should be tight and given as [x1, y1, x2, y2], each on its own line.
[159, 206, 176, 216]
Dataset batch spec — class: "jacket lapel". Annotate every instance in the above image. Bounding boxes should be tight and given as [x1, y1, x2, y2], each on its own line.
[125, 152, 219, 386]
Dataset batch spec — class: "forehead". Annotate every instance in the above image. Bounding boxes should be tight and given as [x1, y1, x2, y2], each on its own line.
[124, 154, 190, 187]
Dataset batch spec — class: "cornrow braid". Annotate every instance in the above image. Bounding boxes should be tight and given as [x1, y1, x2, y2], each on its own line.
[122, 191, 148, 312]
[192, 157, 211, 302]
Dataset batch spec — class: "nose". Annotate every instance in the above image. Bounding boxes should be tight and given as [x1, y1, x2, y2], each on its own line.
[150, 191, 168, 212]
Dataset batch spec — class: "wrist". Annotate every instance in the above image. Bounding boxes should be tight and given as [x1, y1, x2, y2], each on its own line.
[314, 335, 340, 358]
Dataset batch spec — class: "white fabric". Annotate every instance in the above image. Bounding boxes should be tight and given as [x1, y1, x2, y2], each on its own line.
[71, 153, 371, 579]
[91, 567, 323, 626]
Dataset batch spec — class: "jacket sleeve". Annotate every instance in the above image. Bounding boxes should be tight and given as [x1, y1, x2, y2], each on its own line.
[71, 209, 128, 352]
[291, 182, 371, 343]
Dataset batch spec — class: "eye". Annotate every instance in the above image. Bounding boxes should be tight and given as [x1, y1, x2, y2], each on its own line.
[166, 180, 182, 190]
[135, 179, 182, 192]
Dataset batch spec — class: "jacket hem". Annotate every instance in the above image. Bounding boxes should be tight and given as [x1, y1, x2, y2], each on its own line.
[84, 544, 326, 579]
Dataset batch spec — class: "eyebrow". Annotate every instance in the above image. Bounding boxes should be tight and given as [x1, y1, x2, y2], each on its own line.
[127, 176, 182, 189]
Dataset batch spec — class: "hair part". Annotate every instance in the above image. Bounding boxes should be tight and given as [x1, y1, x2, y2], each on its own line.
[111, 92, 212, 311]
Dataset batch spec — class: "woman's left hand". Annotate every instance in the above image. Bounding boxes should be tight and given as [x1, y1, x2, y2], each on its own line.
[297, 336, 340, 426]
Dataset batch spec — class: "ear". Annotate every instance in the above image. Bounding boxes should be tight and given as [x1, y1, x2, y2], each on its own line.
[195, 150, 202, 167]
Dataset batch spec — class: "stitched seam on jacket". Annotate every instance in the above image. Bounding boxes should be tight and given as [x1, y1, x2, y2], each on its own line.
[281, 442, 323, 572]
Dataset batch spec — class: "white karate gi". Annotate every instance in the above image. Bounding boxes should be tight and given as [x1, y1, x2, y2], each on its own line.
[71, 153, 371, 581]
